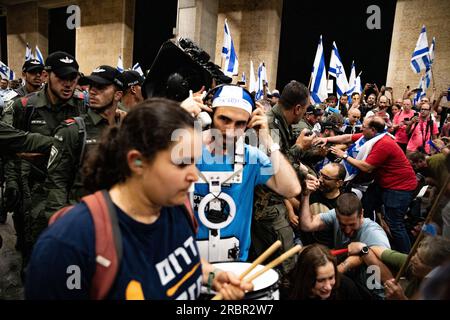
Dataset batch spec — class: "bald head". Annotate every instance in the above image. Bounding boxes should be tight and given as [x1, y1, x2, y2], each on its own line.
[369, 116, 386, 133]
[348, 108, 361, 125]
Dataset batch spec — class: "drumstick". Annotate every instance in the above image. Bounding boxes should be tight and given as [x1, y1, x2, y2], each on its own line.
[212, 245, 302, 300]
[211, 240, 282, 301]
[239, 240, 282, 280]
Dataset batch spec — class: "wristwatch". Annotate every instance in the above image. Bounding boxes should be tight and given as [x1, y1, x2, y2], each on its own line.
[343, 152, 349, 160]
[268, 143, 280, 156]
[359, 246, 369, 256]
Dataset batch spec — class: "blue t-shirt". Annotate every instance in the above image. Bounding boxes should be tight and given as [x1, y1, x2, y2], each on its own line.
[319, 209, 391, 249]
[194, 144, 273, 261]
[25, 202, 202, 300]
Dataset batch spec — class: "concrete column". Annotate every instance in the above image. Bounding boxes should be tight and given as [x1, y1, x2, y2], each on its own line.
[386, 0, 450, 96]
[177, 0, 219, 58]
[76, 0, 135, 74]
[6, 1, 48, 76]
[215, 0, 283, 90]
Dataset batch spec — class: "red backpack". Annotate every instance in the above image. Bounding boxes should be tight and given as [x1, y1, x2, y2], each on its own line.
[48, 190, 197, 300]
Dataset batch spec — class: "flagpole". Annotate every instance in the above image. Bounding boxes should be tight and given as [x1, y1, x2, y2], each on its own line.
[307, 73, 313, 91]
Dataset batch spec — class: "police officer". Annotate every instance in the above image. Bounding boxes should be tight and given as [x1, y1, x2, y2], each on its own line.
[252, 81, 315, 276]
[37, 65, 124, 222]
[0, 59, 46, 247]
[10, 51, 84, 265]
[118, 70, 144, 111]
[0, 123, 54, 224]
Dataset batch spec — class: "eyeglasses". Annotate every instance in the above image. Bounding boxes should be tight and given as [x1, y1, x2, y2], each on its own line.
[318, 171, 340, 181]
[420, 108, 431, 112]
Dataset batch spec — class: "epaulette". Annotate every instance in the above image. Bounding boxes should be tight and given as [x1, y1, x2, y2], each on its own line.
[63, 118, 77, 125]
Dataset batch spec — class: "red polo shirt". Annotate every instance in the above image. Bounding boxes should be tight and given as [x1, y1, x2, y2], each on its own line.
[352, 133, 417, 191]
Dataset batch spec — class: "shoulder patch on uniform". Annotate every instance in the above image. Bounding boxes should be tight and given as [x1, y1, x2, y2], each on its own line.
[48, 145, 59, 169]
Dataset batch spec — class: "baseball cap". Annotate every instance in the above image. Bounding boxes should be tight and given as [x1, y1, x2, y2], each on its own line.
[79, 65, 124, 89]
[121, 70, 145, 88]
[22, 59, 44, 73]
[45, 51, 79, 77]
[268, 89, 280, 99]
[211, 85, 255, 115]
[306, 105, 324, 116]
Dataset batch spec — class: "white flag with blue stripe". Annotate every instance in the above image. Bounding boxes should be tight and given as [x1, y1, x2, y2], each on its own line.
[117, 56, 124, 73]
[132, 62, 144, 76]
[241, 72, 246, 84]
[410, 25, 430, 74]
[329, 42, 349, 98]
[25, 43, 33, 61]
[429, 37, 435, 65]
[0, 61, 14, 80]
[249, 60, 256, 93]
[310, 35, 328, 104]
[35, 46, 45, 64]
[255, 62, 267, 100]
[222, 19, 239, 76]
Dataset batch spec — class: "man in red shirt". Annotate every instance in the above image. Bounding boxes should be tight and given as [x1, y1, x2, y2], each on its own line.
[315, 116, 417, 253]
[392, 98, 415, 153]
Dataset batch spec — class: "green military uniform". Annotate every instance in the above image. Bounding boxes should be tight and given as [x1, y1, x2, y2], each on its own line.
[291, 118, 313, 141]
[11, 86, 85, 260]
[251, 104, 306, 276]
[34, 108, 119, 225]
[0, 122, 54, 154]
[1, 85, 39, 252]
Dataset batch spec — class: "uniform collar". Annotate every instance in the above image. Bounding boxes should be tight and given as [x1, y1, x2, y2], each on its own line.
[87, 108, 108, 126]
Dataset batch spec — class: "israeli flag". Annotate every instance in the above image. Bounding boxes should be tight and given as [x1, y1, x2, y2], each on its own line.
[241, 72, 246, 84]
[132, 62, 144, 76]
[0, 61, 9, 79]
[429, 37, 435, 65]
[222, 19, 239, 76]
[255, 62, 268, 100]
[35, 46, 45, 64]
[410, 25, 430, 74]
[310, 35, 328, 104]
[8, 69, 15, 81]
[347, 61, 356, 93]
[249, 60, 256, 93]
[329, 42, 349, 98]
[25, 43, 32, 61]
[117, 56, 124, 73]
[413, 72, 430, 106]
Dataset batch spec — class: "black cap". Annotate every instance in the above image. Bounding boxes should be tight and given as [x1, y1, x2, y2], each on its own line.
[120, 70, 145, 88]
[268, 89, 280, 98]
[306, 105, 324, 116]
[45, 51, 79, 77]
[22, 59, 44, 73]
[79, 65, 124, 89]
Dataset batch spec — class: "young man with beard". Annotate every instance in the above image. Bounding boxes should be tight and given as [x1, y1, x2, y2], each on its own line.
[193, 84, 301, 263]
[35, 65, 124, 222]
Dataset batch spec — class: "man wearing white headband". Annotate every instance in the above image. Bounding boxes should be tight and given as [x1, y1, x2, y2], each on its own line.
[193, 84, 301, 263]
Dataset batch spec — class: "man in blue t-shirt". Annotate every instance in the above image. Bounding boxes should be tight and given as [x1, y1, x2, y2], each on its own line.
[300, 191, 393, 299]
[193, 85, 301, 262]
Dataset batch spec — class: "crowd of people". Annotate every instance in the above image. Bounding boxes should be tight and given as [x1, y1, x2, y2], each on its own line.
[0, 44, 449, 300]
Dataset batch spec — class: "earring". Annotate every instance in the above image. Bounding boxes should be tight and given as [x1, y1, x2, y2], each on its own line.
[135, 159, 142, 167]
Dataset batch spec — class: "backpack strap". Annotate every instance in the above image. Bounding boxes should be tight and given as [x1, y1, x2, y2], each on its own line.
[48, 205, 75, 225]
[82, 190, 122, 300]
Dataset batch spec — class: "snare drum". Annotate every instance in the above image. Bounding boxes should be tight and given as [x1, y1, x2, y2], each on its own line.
[202, 262, 280, 300]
